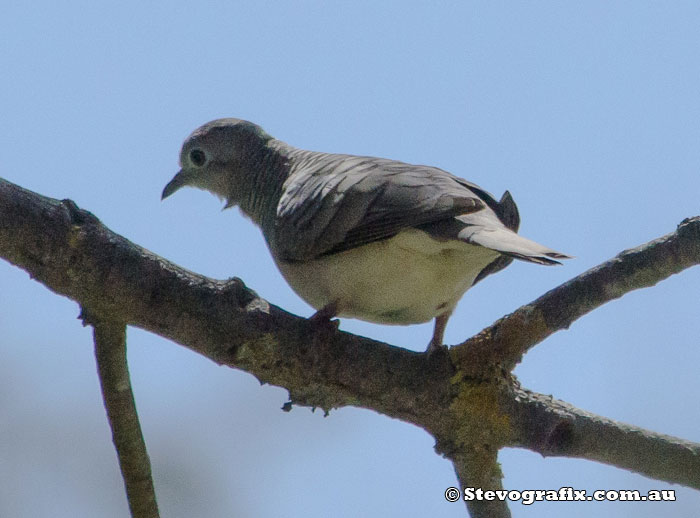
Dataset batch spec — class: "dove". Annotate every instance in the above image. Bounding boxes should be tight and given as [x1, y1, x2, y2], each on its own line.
[162, 118, 570, 352]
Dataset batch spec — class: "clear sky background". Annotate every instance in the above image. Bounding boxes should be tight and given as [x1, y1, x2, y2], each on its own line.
[1, 2, 699, 517]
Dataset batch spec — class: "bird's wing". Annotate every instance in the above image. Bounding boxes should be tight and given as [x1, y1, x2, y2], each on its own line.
[274, 154, 490, 261]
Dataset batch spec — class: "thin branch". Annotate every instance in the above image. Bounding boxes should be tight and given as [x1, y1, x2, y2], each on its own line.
[451, 216, 700, 373]
[92, 317, 160, 518]
[505, 388, 700, 489]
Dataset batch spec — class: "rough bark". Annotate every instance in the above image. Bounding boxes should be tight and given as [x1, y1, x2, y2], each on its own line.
[2, 176, 699, 516]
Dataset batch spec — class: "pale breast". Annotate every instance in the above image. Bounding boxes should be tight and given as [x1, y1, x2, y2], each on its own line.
[275, 229, 500, 325]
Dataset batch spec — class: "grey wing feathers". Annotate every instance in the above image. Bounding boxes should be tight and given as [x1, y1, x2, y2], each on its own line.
[275, 154, 485, 261]
[274, 150, 571, 273]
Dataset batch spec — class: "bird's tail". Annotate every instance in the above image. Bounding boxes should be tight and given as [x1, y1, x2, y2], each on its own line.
[460, 226, 571, 265]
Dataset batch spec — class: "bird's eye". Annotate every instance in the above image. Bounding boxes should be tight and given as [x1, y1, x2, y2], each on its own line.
[189, 149, 207, 167]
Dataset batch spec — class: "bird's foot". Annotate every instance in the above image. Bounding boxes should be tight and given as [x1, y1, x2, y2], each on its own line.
[425, 340, 448, 356]
[424, 311, 452, 355]
[309, 302, 340, 332]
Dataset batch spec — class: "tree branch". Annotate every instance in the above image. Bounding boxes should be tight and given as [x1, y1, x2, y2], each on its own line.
[451, 216, 700, 373]
[505, 387, 700, 489]
[2, 176, 700, 517]
[0, 176, 453, 430]
[92, 317, 160, 518]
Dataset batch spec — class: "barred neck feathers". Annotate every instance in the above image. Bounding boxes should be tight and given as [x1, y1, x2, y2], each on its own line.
[235, 138, 293, 235]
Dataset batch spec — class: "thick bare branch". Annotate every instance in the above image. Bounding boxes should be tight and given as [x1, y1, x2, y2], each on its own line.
[92, 318, 160, 518]
[2, 176, 700, 516]
[452, 216, 700, 373]
[505, 388, 700, 489]
[0, 177, 453, 430]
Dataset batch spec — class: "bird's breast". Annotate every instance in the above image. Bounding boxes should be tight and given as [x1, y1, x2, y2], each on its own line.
[275, 228, 500, 325]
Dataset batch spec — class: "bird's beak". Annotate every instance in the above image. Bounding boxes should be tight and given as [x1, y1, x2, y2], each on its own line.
[161, 170, 189, 200]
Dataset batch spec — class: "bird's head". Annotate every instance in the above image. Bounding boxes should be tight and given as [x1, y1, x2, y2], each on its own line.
[161, 118, 273, 205]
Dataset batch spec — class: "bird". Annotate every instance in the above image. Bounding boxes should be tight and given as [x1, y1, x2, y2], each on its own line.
[162, 118, 571, 352]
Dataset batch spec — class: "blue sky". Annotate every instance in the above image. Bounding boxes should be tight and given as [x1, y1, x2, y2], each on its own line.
[1, 2, 699, 517]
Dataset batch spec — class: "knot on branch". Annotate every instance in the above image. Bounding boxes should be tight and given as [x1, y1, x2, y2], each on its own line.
[542, 420, 575, 454]
[677, 216, 700, 254]
[220, 277, 270, 315]
[61, 198, 100, 226]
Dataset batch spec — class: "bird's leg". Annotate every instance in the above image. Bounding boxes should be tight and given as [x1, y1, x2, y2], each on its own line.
[426, 311, 452, 353]
[309, 301, 340, 330]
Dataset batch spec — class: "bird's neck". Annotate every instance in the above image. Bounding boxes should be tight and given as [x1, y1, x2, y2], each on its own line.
[236, 139, 293, 236]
